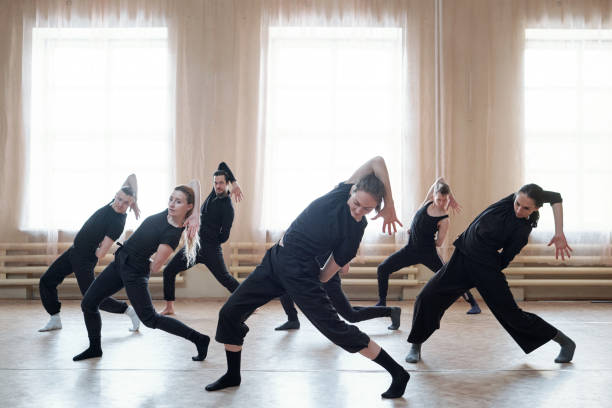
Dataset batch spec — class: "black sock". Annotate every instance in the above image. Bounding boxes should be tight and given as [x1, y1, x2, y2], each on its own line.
[73, 338, 102, 361]
[205, 350, 242, 391]
[189, 331, 210, 361]
[275, 320, 300, 330]
[373, 348, 410, 398]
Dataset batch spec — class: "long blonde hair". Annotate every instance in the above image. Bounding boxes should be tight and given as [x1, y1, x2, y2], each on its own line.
[173, 185, 200, 266]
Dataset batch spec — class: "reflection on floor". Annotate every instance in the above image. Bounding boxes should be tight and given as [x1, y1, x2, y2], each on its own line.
[1, 299, 610, 407]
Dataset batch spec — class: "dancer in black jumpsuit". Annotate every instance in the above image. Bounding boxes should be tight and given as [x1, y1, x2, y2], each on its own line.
[206, 157, 410, 399]
[376, 178, 481, 314]
[405, 184, 576, 364]
[275, 273, 401, 331]
[38, 174, 141, 332]
[73, 182, 210, 362]
[161, 162, 243, 315]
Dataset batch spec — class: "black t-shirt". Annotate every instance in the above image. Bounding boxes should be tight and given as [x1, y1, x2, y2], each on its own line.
[408, 201, 448, 249]
[122, 210, 183, 260]
[282, 183, 367, 267]
[73, 203, 127, 259]
[454, 191, 562, 269]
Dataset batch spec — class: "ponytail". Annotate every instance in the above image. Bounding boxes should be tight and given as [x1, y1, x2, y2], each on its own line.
[173, 185, 200, 266]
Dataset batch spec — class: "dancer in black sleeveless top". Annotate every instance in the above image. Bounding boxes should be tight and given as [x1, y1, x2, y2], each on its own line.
[376, 178, 480, 314]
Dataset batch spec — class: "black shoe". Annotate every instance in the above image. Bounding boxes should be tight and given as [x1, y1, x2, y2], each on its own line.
[275, 320, 300, 331]
[376, 300, 387, 307]
[388, 307, 401, 330]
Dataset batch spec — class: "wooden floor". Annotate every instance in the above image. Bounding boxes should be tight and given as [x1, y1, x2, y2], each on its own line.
[1, 298, 611, 407]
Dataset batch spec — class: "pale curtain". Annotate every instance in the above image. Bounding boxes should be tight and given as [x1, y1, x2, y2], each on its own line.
[1, 0, 610, 264]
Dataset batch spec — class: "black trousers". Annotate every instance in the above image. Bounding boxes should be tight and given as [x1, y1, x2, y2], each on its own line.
[81, 250, 197, 343]
[377, 244, 476, 303]
[39, 247, 127, 316]
[280, 273, 393, 323]
[407, 250, 558, 353]
[215, 244, 370, 353]
[163, 244, 239, 301]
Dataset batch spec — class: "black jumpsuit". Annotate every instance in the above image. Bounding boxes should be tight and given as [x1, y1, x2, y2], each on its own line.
[215, 183, 371, 352]
[163, 162, 239, 299]
[39, 203, 128, 316]
[407, 193, 562, 353]
[377, 201, 476, 305]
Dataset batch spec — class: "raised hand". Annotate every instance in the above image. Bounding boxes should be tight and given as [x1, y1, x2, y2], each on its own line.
[372, 205, 403, 235]
[184, 213, 201, 239]
[230, 182, 244, 203]
[130, 201, 141, 220]
[547, 233, 573, 260]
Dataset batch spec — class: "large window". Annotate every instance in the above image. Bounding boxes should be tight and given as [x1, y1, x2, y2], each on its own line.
[24, 27, 172, 231]
[525, 29, 612, 232]
[262, 27, 403, 232]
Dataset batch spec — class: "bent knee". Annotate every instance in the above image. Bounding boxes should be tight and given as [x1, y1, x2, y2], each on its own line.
[81, 296, 98, 314]
[139, 312, 159, 329]
[377, 264, 390, 277]
[218, 302, 239, 323]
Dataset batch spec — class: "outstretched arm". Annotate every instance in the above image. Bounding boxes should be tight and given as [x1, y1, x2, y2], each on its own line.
[547, 202, 572, 260]
[122, 174, 140, 219]
[184, 179, 201, 239]
[420, 177, 441, 207]
[346, 156, 403, 235]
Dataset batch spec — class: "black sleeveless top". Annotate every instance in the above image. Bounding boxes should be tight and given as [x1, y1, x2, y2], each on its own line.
[407, 201, 448, 249]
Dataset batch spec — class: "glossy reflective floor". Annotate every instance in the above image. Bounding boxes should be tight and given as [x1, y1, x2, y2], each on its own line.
[1, 299, 611, 407]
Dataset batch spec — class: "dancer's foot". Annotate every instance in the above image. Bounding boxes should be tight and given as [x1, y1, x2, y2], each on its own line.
[38, 314, 62, 332]
[73, 346, 102, 361]
[275, 320, 300, 331]
[192, 333, 210, 361]
[405, 343, 421, 363]
[125, 305, 141, 331]
[553, 331, 576, 363]
[388, 307, 401, 330]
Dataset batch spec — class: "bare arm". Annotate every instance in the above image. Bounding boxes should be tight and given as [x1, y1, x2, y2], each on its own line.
[230, 181, 244, 203]
[184, 179, 202, 239]
[95, 236, 115, 260]
[150, 244, 175, 275]
[346, 156, 403, 235]
[420, 177, 443, 207]
[547, 202, 573, 260]
[219, 162, 244, 203]
[435, 218, 450, 247]
[122, 174, 140, 219]
[320, 254, 344, 283]
[424, 176, 461, 213]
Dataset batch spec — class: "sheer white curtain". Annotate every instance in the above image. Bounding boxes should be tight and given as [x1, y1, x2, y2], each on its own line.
[18, 1, 174, 238]
[24, 27, 172, 232]
[262, 26, 404, 233]
[252, 1, 434, 243]
[524, 28, 612, 256]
